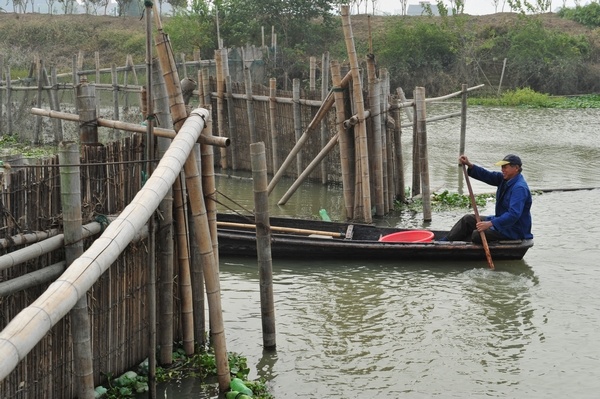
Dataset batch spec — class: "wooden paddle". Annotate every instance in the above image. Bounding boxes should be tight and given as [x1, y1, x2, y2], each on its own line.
[462, 164, 495, 270]
[217, 221, 344, 238]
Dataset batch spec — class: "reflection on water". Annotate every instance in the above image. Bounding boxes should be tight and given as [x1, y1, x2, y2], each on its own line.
[216, 257, 540, 397]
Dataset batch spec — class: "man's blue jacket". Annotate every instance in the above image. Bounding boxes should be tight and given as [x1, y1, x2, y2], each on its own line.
[468, 165, 533, 240]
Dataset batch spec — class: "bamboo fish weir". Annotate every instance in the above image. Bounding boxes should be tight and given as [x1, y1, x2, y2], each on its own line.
[0, 4, 487, 398]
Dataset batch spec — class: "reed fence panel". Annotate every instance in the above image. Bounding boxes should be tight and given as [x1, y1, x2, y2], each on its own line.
[0, 133, 185, 398]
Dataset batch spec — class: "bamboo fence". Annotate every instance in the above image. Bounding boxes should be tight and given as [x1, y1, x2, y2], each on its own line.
[0, 137, 163, 397]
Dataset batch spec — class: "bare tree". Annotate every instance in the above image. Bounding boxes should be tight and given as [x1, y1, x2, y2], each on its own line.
[371, 0, 378, 14]
[491, 0, 500, 12]
[45, 0, 58, 14]
[12, 0, 28, 13]
[58, 0, 77, 13]
[398, 0, 408, 14]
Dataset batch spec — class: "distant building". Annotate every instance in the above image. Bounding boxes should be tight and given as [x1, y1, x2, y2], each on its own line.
[407, 1, 440, 16]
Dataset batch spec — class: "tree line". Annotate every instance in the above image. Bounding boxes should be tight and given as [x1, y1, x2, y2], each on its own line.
[2, 0, 599, 95]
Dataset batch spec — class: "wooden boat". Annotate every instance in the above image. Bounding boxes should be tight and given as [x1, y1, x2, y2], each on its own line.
[216, 213, 533, 261]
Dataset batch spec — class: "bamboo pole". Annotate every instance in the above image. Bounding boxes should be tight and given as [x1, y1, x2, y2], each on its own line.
[225, 75, 237, 170]
[0, 222, 103, 272]
[76, 79, 99, 144]
[0, 262, 65, 296]
[330, 60, 354, 219]
[166, 71, 196, 356]
[49, 66, 64, 142]
[266, 70, 350, 195]
[72, 54, 79, 90]
[144, 5, 157, 396]
[95, 51, 100, 83]
[155, 24, 196, 360]
[0, 225, 152, 298]
[59, 142, 95, 399]
[411, 90, 421, 197]
[128, 54, 139, 85]
[341, 5, 371, 223]
[400, 111, 462, 129]
[366, 55, 384, 217]
[277, 132, 340, 206]
[187, 183, 207, 348]
[172, 170, 195, 356]
[415, 87, 431, 221]
[250, 142, 276, 348]
[154, 12, 230, 390]
[201, 109, 218, 266]
[268, 78, 279, 172]
[5, 66, 12, 135]
[34, 59, 43, 143]
[320, 52, 330, 184]
[29, 108, 229, 148]
[192, 112, 215, 345]
[94, 51, 100, 84]
[397, 87, 413, 122]
[380, 68, 392, 211]
[244, 66, 257, 143]
[392, 95, 406, 203]
[292, 79, 302, 176]
[218, 221, 343, 238]
[0, 228, 60, 249]
[201, 68, 211, 106]
[151, 57, 175, 366]
[180, 53, 188, 79]
[111, 63, 119, 132]
[309, 56, 316, 90]
[0, 108, 210, 382]
[215, 49, 227, 169]
[195, 53, 203, 103]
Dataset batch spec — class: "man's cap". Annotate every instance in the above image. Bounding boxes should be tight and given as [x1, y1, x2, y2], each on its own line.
[494, 154, 522, 166]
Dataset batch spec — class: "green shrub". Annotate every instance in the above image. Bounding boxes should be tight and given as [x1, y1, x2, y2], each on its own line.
[558, 2, 600, 28]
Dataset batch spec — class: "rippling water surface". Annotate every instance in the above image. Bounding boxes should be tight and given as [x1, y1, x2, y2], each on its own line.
[157, 106, 600, 398]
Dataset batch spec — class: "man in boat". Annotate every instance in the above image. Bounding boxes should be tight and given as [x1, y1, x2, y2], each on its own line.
[442, 154, 533, 243]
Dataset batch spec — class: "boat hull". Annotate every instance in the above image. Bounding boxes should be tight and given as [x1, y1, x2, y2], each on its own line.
[216, 214, 533, 262]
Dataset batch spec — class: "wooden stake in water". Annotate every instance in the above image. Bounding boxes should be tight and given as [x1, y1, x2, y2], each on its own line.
[251, 142, 277, 349]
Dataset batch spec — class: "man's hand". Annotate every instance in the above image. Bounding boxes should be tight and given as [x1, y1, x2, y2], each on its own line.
[476, 221, 493, 232]
[458, 155, 473, 168]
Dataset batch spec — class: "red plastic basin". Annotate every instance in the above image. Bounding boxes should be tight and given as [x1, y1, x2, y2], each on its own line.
[379, 230, 434, 243]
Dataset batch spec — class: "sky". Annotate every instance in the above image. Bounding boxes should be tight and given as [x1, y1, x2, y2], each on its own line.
[374, 0, 591, 15]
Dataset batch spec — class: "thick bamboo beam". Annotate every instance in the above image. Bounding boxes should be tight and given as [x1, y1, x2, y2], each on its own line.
[415, 87, 432, 221]
[268, 78, 280, 172]
[250, 143, 276, 348]
[330, 60, 354, 220]
[292, 79, 303, 176]
[320, 52, 330, 184]
[59, 142, 95, 399]
[155, 12, 231, 391]
[341, 5, 371, 223]
[152, 56, 176, 366]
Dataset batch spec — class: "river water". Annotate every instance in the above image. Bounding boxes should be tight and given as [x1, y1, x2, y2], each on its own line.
[157, 105, 600, 398]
